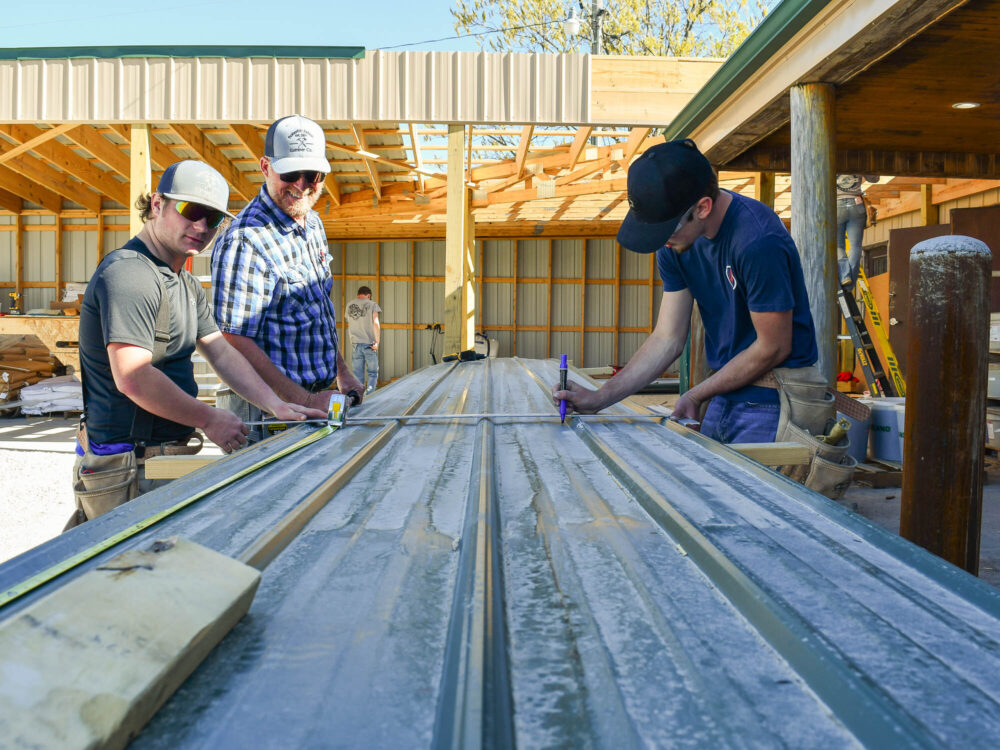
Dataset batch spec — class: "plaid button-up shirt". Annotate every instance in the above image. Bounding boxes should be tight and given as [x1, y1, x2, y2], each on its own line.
[211, 187, 339, 388]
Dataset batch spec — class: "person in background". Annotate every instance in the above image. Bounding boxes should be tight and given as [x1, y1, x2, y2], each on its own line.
[345, 286, 382, 394]
[836, 174, 879, 288]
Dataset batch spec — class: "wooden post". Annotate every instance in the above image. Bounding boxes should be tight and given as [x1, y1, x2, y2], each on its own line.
[54, 215, 63, 302]
[409, 239, 415, 372]
[755, 171, 776, 209]
[96, 211, 105, 261]
[14, 213, 23, 308]
[920, 184, 939, 226]
[463, 204, 476, 351]
[900, 236, 990, 574]
[444, 125, 468, 356]
[790, 83, 837, 384]
[129, 124, 151, 236]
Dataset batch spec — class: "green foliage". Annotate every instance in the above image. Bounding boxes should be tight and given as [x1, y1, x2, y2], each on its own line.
[451, 0, 769, 57]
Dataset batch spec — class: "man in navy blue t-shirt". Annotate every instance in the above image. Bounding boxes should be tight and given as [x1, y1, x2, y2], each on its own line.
[553, 139, 818, 444]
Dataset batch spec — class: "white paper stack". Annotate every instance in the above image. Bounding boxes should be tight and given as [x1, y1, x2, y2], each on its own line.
[18, 374, 83, 414]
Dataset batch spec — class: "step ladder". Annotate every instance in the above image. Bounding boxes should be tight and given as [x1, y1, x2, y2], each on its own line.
[838, 268, 906, 397]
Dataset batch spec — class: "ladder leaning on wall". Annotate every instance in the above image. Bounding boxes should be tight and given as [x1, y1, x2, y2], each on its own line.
[837, 267, 906, 397]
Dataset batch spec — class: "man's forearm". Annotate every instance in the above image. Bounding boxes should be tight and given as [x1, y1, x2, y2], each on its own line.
[199, 336, 285, 412]
[116, 365, 216, 432]
[597, 333, 685, 409]
[222, 332, 313, 405]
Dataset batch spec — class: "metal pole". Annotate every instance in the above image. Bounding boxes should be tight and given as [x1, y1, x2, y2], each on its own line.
[900, 235, 991, 574]
[790, 83, 837, 384]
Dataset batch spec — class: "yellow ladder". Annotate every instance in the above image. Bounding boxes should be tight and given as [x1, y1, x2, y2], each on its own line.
[854, 268, 906, 397]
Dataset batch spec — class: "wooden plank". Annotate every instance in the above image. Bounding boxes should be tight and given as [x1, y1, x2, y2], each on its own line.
[444, 125, 466, 355]
[514, 125, 534, 178]
[567, 127, 593, 171]
[0, 164, 64, 214]
[0, 149, 102, 214]
[0, 537, 259, 750]
[64, 125, 131, 178]
[729, 442, 811, 466]
[618, 127, 652, 170]
[170, 124, 256, 201]
[0, 123, 75, 165]
[352, 124, 382, 201]
[408, 123, 425, 193]
[755, 171, 776, 208]
[144, 454, 219, 479]
[14, 214, 22, 302]
[130, 124, 151, 236]
[0, 184, 20, 213]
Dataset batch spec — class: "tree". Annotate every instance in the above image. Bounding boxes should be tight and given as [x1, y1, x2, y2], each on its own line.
[451, 0, 769, 58]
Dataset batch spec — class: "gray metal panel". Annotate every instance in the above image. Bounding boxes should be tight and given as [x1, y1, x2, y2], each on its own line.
[517, 331, 546, 358]
[482, 240, 514, 277]
[516, 283, 547, 328]
[380, 280, 408, 326]
[378, 330, 408, 385]
[23, 230, 55, 283]
[346, 242, 377, 276]
[414, 241, 444, 277]
[550, 282, 580, 328]
[62, 226, 97, 283]
[380, 241, 410, 276]
[22, 288, 55, 311]
[550, 331, 578, 362]
[586, 238, 616, 279]
[104, 229, 129, 256]
[619, 285, 650, 329]
[492, 330, 512, 358]
[0, 229, 13, 282]
[6, 359, 1000, 749]
[585, 284, 613, 328]
[551, 239, 582, 278]
[481, 282, 513, 327]
[620, 246, 652, 280]
[518, 239, 548, 278]
[584, 331, 613, 367]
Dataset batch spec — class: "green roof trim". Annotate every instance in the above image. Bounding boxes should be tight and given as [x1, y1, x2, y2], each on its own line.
[0, 46, 366, 61]
[661, 0, 831, 143]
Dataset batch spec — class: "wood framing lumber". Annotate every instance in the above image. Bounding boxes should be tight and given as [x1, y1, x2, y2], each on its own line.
[0, 537, 260, 750]
[351, 124, 383, 201]
[64, 125, 131, 178]
[0, 164, 63, 213]
[567, 127, 593, 171]
[729, 442, 810, 466]
[145, 454, 220, 479]
[514, 125, 534, 178]
[130, 124, 152, 236]
[169, 124, 257, 201]
[0, 145, 102, 213]
[0, 185, 20, 213]
[0, 124, 75, 166]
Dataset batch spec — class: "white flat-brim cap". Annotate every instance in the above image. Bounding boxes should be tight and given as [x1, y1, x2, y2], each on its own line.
[265, 114, 331, 174]
[157, 160, 236, 218]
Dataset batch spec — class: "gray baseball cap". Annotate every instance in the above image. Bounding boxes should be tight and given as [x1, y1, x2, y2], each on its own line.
[265, 114, 331, 174]
[157, 160, 236, 218]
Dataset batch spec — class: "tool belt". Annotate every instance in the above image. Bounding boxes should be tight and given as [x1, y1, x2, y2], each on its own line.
[769, 365, 857, 499]
[71, 421, 202, 522]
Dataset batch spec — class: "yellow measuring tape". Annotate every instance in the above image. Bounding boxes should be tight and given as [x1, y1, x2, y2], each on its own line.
[0, 424, 333, 610]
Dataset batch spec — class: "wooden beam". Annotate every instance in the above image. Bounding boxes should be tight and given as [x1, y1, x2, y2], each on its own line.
[726, 148, 1000, 181]
[444, 125, 467, 355]
[55, 215, 62, 299]
[1, 125, 129, 208]
[64, 125, 131, 178]
[0, 537, 259, 749]
[169, 124, 256, 201]
[0, 185, 21, 213]
[14, 214, 23, 300]
[0, 124, 75, 166]
[515, 125, 534, 178]
[730, 442, 811, 466]
[618, 127, 652, 170]
[351, 124, 382, 201]
[567, 127, 593, 171]
[145, 454, 219, 478]
[130, 124, 151, 236]
[755, 171, 776, 209]
[0, 164, 63, 213]
[408, 123, 425, 193]
[919, 184, 939, 225]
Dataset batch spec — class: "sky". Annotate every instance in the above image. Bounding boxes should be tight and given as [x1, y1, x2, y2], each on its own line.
[0, 1, 489, 52]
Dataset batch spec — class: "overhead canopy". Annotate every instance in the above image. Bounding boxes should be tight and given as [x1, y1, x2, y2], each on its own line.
[664, 0, 999, 180]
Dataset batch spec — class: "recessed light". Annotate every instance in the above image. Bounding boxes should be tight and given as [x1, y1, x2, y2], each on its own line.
[951, 102, 981, 110]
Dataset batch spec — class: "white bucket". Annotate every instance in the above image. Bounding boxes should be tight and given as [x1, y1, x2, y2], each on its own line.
[837, 410, 871, 464]
[865, 397, 905, 464]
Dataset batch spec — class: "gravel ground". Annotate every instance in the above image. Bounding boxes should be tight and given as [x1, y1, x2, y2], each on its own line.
[0, 446, 76, 564]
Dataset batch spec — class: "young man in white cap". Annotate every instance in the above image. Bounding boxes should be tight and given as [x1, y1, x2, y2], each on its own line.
[553, 139, 819, 445]
[212, 114, 363, 441]
[72, 160, 325, 526]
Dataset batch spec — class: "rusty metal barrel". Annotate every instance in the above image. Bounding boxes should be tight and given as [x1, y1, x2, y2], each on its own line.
[900, 235, 991, 573]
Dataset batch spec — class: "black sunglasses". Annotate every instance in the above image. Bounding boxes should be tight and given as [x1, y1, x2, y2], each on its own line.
[278, 170, 324, 185]
[173, 200, 227, 229]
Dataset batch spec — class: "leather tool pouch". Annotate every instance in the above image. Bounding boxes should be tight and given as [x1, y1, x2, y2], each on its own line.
[773, 366, 857, 499]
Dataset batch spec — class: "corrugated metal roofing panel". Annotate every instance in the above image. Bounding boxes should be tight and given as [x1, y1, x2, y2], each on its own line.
[4, 358, 1000, 747]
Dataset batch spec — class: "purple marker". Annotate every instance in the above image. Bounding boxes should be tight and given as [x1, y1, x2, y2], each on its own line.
[559, 354, 568, 423]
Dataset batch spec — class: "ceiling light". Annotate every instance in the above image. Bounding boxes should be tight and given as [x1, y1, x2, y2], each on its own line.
[951, 102, 981, 110]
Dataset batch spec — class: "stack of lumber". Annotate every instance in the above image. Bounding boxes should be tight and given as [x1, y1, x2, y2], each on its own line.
[49, 294, 84, 316]
[0, 335, 62, 405]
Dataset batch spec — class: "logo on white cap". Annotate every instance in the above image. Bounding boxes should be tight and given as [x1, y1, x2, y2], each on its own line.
[287, 129, 313, 154]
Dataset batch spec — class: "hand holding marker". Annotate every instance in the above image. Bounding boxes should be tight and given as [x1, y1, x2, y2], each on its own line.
[559, 354, 568, 423]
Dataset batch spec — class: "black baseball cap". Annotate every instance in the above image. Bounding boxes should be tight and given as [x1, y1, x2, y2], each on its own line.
[617, 139, 716, 253]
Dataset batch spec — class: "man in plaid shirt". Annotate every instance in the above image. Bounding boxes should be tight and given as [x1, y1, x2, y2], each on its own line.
[211, 115, 363, 440]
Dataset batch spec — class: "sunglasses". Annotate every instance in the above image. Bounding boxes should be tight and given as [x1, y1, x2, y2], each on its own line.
[173, 200, 226, 229]
[278, 170, 325, 185]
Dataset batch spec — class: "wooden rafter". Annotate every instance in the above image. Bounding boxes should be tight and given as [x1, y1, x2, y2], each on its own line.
[408, 124, 425, 192]
[514, 126, 534, 178]
[169, 124, 257, 201]
[0, 140, 100, 213]
[0, 124, 75, 166]
[108, 125, 179, 177]
[0, 164, 63, 213]
[618, 127, 652, 170]
[567, 127, 593, 171]
[63, 125, 130, 178]
[0, 185, 21, 213]
[0, 125, 129, 208]
[351, 124, 382, 201]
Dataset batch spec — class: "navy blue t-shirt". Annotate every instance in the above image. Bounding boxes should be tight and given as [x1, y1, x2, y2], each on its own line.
[657, 190, 818, 400]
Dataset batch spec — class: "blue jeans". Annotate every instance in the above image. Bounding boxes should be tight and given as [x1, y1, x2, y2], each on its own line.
[701, 396, 779, 444]
[352, 343, 379, 392]
[837, 199, 867, 287]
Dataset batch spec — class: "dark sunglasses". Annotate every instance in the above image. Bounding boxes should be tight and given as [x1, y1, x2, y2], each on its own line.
[173, 200, 226, 229]
[278, 170, 324, 185]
